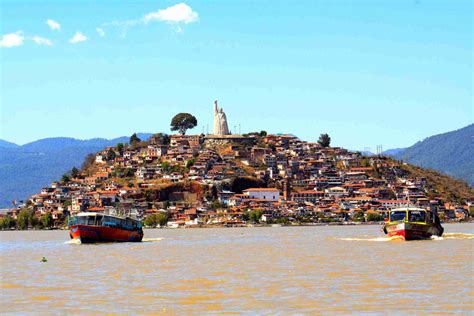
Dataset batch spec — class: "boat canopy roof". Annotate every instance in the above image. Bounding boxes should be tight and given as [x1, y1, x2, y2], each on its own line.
[75, 212, 140, 222]
[76, 212, 101, 217]
[391, 207, 427, 212]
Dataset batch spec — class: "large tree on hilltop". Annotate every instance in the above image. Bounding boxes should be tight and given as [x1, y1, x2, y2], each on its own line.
[318, 133, 331, 148]
[71, 167, 79, 178]
[116, 143, 125, 155]
[130, 133, 141, 145]
[106, 148, 116, 161]
[150, 133, 171, 145]
[170, 113, 198, 135]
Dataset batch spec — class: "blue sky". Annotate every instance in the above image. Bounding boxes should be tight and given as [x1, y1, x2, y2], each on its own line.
[1, 0, 472, 151]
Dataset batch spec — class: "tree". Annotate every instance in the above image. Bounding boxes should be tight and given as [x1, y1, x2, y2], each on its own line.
[275, 217, 290, 225]
[366, 212, 384, 222]
[150, 133, 170, 146]
[81, 153, 96, 170]
[17, 209, 30, 230]
[0, 216, 15, 230]
[144, 215, 157, 227]
[249, 210, 263, 223]
[116, 143, 125, 155]
[156, 212, 169, 226]
[71, 167, 79, 178]
[170, 113, 198, 135]
[144, 212, 169, 227]
[186, 158, 195, 169]
[106, 148, 116, 161]
[318, 133, 331, 148]
[205, 185, 218, 202]
[130, 133, 141, 145]
[40, 212, 53, 228]
[61, 174, 71, 183]
[28, 210, 39, 228]
[124, 168, 135, 177]
[161, 162, 171, 173]
[353, 210, 365, 222]
[231, 176, 265, 194]
[259, 130, 267, 137]
[361, 157, 371, 167]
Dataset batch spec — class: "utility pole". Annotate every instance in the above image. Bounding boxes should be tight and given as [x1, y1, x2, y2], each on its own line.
[376, 145, 383, 156]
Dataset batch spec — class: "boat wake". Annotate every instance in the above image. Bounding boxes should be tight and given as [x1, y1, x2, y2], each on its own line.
[142, 237, 165, 243]
[64, 239, 81, 245]
[431, 233, 474, 240]
[338, 233, 474, 242]
[64, 237, 165, 244]
[337, 236, 404, 242]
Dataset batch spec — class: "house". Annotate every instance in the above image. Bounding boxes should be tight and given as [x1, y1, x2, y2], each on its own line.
[242, 188, 280, 202]
[291, 190, 325, 203]
[325, 186, 348, 198]
[95, 154, 106, 164]
[218, 190, 235, 205]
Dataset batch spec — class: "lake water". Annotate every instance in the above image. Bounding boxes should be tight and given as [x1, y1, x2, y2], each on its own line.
[1, 223, 473, 314]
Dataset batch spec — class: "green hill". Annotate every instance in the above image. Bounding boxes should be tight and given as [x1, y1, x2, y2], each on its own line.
[393, 124, 474, 186]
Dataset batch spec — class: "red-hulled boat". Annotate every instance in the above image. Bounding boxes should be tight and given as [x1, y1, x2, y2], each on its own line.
[382, 207, 443, 241]
[68, 212, 143, 243]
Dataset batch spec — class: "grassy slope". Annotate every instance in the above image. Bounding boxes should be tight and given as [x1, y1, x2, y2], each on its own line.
[394, 124, 474, 186]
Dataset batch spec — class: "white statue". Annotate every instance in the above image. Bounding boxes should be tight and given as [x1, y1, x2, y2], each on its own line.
[213, 100, 230, 135]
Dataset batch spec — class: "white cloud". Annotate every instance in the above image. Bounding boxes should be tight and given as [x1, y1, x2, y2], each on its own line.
[32, 36, 53, 46]
[101, 3, 198, 36]
[46, 19, 61, 31]
[96, 27, 105, 37]
[143, 3, 198, 24]
[69, 31, 87, 44]
[0, 31, 25, 48]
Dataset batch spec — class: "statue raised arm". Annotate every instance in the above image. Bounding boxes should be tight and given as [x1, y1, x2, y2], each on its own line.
[214, 100, 219, 114]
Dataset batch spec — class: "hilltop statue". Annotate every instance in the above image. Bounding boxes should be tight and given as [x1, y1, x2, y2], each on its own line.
[213, 100, 230, 135]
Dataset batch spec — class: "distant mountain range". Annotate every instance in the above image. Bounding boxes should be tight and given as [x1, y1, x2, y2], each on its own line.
[0, 139, 19, 149]
[0, 133, 153, 208]
[382, 148, 406, 156]
[389, 124, 474, 187]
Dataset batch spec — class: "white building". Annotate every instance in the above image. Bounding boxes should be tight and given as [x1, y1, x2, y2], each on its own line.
[325, 186, 348, 198]
[95, 154, 105, 164]
[242, 188, 280, 202]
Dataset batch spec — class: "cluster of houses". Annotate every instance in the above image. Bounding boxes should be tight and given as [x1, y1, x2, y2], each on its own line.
[3, 133, 472, 227]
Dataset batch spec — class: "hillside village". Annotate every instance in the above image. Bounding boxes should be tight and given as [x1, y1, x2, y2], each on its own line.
[2, 127, 473, 229]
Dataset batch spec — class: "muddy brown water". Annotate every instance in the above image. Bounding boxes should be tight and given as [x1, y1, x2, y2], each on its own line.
[1, 223, 473, 314]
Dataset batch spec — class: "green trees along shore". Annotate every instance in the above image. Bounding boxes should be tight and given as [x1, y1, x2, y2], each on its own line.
[0, 209, 53, 230]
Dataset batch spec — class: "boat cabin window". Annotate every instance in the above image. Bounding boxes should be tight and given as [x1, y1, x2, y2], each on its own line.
[408, 210, 426, 223]
[96, 215, 103, 225]
[87, 216, 96, 225]
[390, 211, 406, 222]
[77, 216, 87, 225]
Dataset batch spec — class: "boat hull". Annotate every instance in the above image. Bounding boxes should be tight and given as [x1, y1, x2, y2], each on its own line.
[384, 222, 442, 241]
[70, 224, 143, 243]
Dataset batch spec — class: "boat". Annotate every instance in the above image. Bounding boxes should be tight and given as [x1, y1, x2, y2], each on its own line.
[68, 212, 143, 243]
[382, 207, 444, 240]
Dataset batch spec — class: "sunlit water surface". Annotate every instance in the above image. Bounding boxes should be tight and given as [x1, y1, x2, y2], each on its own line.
[1, 223, 473, 314]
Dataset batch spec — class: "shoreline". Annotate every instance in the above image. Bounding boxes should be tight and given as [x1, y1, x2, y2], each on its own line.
[1, 220, 472, 232]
